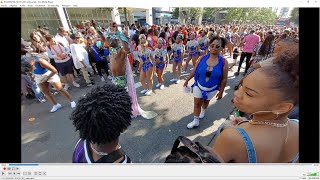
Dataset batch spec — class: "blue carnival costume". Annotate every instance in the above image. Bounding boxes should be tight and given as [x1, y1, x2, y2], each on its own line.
[192, 53, 225, 100]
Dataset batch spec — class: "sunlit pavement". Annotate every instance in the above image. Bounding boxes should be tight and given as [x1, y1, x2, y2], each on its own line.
[21, 54, 246, 163]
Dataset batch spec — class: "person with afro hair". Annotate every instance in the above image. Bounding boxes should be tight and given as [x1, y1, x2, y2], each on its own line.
[71, 83, 132, 163]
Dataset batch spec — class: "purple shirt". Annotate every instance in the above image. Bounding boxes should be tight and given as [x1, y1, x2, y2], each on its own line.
[242, 34, 260, 53]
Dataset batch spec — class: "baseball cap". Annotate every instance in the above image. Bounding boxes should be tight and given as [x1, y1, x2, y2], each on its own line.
[21, 39, 33, 53]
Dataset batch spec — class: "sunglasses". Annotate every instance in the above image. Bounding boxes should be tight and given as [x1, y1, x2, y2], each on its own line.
[210, 44, 221, 49]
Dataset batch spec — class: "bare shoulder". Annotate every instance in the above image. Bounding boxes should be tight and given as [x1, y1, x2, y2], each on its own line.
[212, 127, 244, 162]
[37, 57, 47, 64]
[289, 120, 299, 135]
[217, 127, 243, 142]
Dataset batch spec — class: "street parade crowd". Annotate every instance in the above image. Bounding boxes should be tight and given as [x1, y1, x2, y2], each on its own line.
[21, 19, 299, 163]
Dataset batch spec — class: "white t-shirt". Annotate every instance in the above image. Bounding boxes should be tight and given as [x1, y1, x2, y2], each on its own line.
[129, 29, 135, 39]
[55, 34, 70, 48]
[70, 43, 90, 69]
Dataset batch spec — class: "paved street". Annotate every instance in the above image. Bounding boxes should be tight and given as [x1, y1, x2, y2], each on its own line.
[21, 55, 246, 163]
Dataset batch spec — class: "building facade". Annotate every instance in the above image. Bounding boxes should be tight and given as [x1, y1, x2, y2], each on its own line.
[272, 7, 293, 18]
[21, 7, 152, 40]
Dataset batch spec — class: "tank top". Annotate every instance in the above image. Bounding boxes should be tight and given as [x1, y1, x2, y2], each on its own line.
[186, 40, 199, 52]
[198, 36, 209, 50]
[33, 56, 48, 75]
[211, 119, 300, 163]
[195, 54, 224, 89]
[138, 46, 152, 63]
[172, 43, 183, 56]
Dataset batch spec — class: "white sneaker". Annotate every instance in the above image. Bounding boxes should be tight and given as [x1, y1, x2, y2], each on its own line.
[170, 78, 177, 82]
[199, 109, 206, 118]
[175, 80, 181, 84]
[64, 84, 70, 90]
[160, 85, 165, 90]
[140, 89, 148, 94]
[145, 90, 152, 96]
[50, 103, 62, 113]
[190, 68, 194, 71]
[39, 98, 46, 103]
[70, 101, 76, 108]
[107, 75, 113, 80]
[101, 77, 105, 82]
[156, 83, 161, 88]
[72, 81, 80, 87]
[187, 119, 200, 129]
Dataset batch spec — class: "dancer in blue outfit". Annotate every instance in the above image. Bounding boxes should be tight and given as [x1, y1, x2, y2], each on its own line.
[154, 37, 168, 90]
[184, 36, 228, 129]
[170, 34, 185, 84]
[183, 32, 200, 73]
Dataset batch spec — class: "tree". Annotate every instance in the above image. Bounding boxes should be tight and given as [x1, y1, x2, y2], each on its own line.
[189, 8, 203, 19]
[203, 8, 225, 19]
[172, 8, 179, 19]
[225, 8, 248, 22]
[290, 8, 299, 24]
[225, 8, 277, 25]
[178, 8, 203, 25]
[203, 7, 227, 23]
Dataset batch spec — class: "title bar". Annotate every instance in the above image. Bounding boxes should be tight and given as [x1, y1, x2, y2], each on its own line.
[0, 0, 319, 7]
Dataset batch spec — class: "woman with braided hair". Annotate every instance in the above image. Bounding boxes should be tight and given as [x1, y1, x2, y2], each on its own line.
[71, 84, 132, 163]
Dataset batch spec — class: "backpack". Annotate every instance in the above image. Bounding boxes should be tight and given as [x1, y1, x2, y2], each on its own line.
[165, 136, 222, 163]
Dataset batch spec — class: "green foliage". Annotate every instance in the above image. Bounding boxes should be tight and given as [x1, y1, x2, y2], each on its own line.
[290, 8, 299, 18]
[203, 8, 225, 19]
[225, 8, 277, 24]
[290, 8, 299, 24]
[189, 8, 203, 18]
[172, 8, 179, 19]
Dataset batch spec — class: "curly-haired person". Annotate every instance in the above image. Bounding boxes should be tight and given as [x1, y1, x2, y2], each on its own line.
[71, 83, 132, 163]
